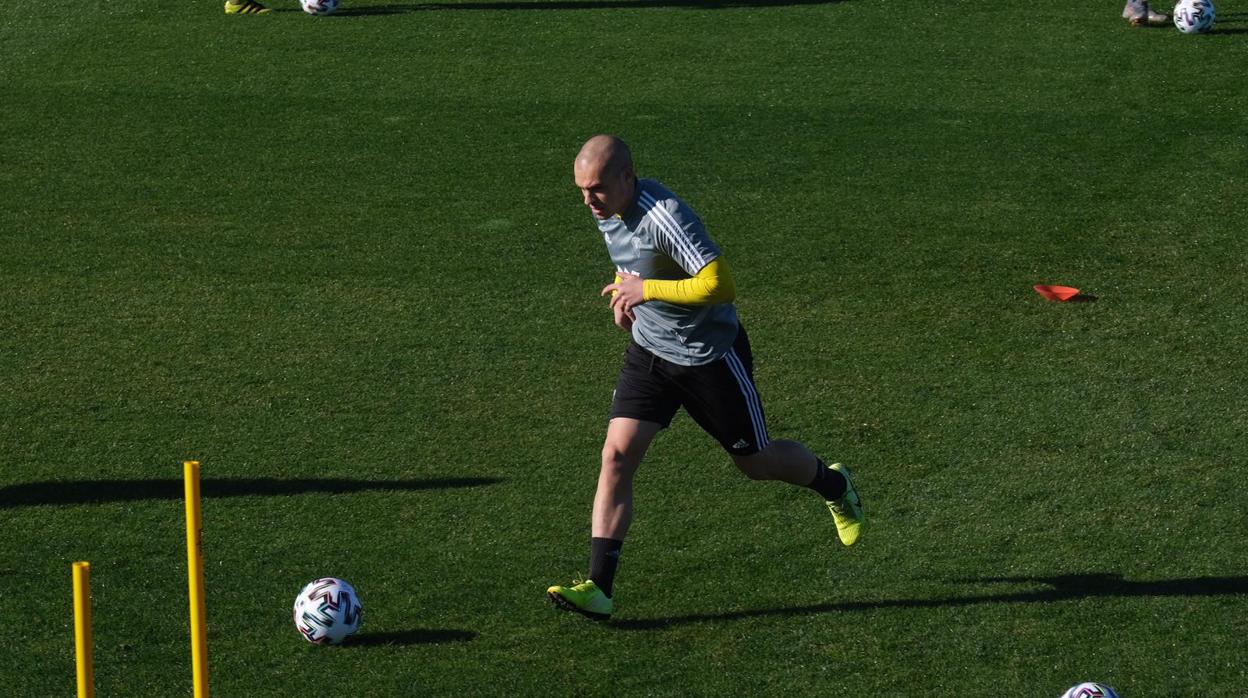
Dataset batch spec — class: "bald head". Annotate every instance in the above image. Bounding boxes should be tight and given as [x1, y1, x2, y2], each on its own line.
[574, 135, 638, 220]
[576, 134, 634, 180]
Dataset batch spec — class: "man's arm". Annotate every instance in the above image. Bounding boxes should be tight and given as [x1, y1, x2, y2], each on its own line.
[642, 257, 735, 305]
[602, 258, 735, 315]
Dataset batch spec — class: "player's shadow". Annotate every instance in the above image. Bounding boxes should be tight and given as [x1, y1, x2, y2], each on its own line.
[611, 573, 1248, 630]
[1202, 11, 1248, 32]
[0, 477, 502, 508]
[333, 0, 845, 15]
[346, 628, 478, 646]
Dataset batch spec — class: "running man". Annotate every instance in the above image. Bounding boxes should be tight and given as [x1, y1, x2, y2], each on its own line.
[547, 135, 865, 620]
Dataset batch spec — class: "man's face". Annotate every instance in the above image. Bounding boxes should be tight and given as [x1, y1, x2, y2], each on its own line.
[575, 159, 634, 220]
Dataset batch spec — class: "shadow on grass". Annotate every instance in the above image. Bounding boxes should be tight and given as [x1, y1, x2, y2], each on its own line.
[0, 477, 502, 508]
[330, 0, 844, 15]
[612, 573, 1248, 630]
[347, 628, 478, 646]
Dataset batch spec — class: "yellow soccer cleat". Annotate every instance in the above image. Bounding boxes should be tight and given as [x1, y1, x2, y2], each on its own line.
[547, 578, 613, 620]
[826, 463, 865, 546]
[224, 0, 271, 14]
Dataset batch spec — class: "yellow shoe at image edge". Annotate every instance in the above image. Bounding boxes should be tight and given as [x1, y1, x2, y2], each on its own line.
[547, 579, 613, 620]
[224, 0, 271, 14]
[827, 463, 865, 546]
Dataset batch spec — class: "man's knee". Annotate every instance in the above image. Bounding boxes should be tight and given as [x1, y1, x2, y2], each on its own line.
[599, 419, 660, 475]
[601, 444, 626, 470]
[731, 451, 773, 481]
[601, 443, 640, 476]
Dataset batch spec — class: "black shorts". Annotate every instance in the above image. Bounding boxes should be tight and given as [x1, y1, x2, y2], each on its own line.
[609, 326, 770, 455]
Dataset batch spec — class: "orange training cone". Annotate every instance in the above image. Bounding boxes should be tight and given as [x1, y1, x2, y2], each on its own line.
[1033, 284, 1080, 302]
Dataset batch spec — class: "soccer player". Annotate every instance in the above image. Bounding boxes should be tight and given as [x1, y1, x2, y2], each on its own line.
[546, 135, 866, 620]
[1122, 0, 1171, 26]
[224, 0, 270, 14]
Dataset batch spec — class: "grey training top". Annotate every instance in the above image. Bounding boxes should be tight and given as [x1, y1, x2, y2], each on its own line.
[596, 178, 740, 366]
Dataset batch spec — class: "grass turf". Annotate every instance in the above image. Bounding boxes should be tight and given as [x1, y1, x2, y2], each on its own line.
[2, 0, 1246, 695]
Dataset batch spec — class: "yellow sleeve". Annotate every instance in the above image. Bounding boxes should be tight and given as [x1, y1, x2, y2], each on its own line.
[642, 257, 736, 305]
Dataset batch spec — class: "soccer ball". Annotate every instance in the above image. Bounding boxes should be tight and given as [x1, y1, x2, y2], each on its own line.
[1173, 0, 1215, 33]
[293, 577, 362, 645]
[300, 0, 339, 15]
[1060, 682, 1121, 698]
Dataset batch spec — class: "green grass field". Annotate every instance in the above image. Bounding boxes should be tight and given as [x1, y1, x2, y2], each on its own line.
[2, 0, 1247, 695]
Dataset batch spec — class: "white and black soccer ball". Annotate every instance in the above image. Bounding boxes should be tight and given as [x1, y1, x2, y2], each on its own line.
[300, 0, 339, 15]
[293, 577, 362, 645]
[1173, 0, 1215, 33]
[1060, 682, 1121, 698]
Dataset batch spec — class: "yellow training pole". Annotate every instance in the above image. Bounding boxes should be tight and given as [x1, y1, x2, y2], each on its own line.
[184, 460, 209, 698]
[72, 561, 95, 698]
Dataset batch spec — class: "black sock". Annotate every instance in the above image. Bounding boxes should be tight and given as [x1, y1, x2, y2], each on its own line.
[806, 458, 847, 501]
[589, 537, 623, 598]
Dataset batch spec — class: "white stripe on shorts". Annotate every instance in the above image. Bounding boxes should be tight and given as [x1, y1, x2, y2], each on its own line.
[724, 348, 769, 450]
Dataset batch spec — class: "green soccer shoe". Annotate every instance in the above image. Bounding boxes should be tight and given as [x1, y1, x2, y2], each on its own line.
[826, 463, 865, 546]
[547, 579, 613, 620]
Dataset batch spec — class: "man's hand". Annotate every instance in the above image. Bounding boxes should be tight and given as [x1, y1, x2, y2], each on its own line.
[613, 303, 635, 331]
[602, 272, 645, 314]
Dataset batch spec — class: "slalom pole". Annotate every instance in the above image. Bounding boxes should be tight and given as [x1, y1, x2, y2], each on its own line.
[184, 460, 209, 697]
[72, 561, 95, 698]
